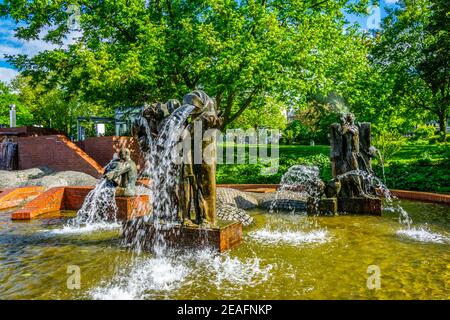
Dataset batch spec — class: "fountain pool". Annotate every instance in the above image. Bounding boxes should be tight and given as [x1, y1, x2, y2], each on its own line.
[0, 199, 448, 300]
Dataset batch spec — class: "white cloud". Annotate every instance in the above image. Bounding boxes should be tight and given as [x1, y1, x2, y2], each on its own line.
[0, 67, 19, 83]
[0, 19, 82, 62]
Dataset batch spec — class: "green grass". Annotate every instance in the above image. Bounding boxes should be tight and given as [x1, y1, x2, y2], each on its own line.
[390, 143, 448, 163]
[216, 142, 450, 193]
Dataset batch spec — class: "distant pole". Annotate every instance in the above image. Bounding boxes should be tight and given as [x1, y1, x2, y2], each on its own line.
[9, 104, 16, 128]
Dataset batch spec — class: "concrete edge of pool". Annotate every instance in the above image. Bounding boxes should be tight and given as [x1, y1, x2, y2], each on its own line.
[1, 184, 449, 221]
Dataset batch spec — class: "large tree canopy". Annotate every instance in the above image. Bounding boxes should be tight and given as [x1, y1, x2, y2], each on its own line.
[1, 0, 371, 128]
[371, 0, 450, 138]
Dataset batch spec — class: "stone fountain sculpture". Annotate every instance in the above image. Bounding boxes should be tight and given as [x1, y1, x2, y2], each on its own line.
[309, 113, 382, 216]
[124, 90, 242, 252]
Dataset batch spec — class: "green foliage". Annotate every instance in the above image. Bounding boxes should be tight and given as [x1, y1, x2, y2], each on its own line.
[413, 124, 437, 141]
[10, 76, 108, 137]
[374, 160, 450, 193]
[372, 0, 450, 139]
[0, 81, 33, 126]
[372, 128, 407, 163]
[0, 0, 372, 128]
[217, 152, 331, 184]
[217, 143, 448, 193]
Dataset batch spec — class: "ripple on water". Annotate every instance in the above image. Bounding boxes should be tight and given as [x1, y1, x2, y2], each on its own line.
[248, 228, 330, 246]
[90, 249, 273, 300]
[46, 222, 121, 235]
[396, 226, 449, 244]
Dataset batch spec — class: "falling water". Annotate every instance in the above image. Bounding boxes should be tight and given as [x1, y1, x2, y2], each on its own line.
[335, 169, 413, 227]
[55, 178, 120, 233]
[269, 165, 324, 214]
[124, 104, 195, 255]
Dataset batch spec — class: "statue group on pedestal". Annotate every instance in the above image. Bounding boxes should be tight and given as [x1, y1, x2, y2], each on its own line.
[327, 112, 378, 199]
[132, 90, 222, 227]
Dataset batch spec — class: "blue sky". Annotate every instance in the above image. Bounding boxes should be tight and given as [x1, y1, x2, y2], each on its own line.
[0, 0, 398, 84]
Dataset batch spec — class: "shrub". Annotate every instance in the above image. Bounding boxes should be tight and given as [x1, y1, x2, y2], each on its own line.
[414, 124, 436, 140]
[373, 129, 407, 163]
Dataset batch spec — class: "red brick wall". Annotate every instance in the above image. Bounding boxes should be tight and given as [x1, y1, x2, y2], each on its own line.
[0, 126, 64, 137]
[77, 136, 144, 170]
[18, 135, 103, 177]
[63, 186, 94, 210]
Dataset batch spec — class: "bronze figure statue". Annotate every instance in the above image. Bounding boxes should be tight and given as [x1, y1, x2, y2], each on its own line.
[330, 113, 377, 198]
[179, 90, 223, 227]
[104, 148, 138, 197]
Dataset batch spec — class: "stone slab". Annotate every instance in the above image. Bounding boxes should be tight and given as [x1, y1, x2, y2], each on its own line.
[307, 197, 338, 216]
[338, 197, 382, 216]
[123, 219, 243, 252]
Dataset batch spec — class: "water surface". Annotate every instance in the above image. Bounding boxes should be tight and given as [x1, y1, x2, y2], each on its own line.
[0, 200, 448, 300]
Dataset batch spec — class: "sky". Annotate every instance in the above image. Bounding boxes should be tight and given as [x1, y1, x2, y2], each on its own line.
[0, 0, 399, 84]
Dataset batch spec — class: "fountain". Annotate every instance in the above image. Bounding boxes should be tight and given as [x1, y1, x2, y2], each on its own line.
[122, 90, 243, 253]
[69, 148, 149, 228]
[308, 113, 382, 215]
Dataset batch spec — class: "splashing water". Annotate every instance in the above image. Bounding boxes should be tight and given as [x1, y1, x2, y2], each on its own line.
[396, 225, 449, 244]
[90, 256, 189, 300]
[335, 169, 413, 227]
[63, 179, 119, 232]
[269, 165, 323, 214]
[248, 228, 330, 246]
[90, 248, 273, 300]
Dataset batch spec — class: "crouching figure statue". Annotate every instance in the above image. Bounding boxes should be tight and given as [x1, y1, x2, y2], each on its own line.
[104, 148, 138, 197]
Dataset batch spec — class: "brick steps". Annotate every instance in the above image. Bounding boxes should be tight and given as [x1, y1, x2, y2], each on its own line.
[0, 186, 45, 210]
[12, 187, 65, 220]
[11, 186, 150, 221]
[18, 135, 104, 177]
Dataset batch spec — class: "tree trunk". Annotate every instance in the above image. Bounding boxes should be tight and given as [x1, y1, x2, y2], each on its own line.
[438, 112, 447, 141]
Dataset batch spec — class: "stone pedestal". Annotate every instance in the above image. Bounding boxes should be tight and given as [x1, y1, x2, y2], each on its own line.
[115, 195, 150, 221]
[307, 197, 338, 216]
[337, 197, 382, 216]
[123, 218, 242, 252]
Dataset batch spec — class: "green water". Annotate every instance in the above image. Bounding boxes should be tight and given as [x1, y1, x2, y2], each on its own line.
[0, 200, 449, 300]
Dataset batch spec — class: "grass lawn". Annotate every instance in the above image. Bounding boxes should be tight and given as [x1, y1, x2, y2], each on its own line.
[216, 142, 449, 193]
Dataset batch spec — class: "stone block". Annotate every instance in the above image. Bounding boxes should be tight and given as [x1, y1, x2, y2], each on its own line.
[307, 197, 338, 216]
[338, 197, 382, 216]
[123, 219, 242, 252]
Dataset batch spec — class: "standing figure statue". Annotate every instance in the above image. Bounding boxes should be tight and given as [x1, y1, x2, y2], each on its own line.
[330, 113, 377, 198]
[340, 113, 360, 173]
[104, 148, 138, 197]
[179, 90, 223, 227]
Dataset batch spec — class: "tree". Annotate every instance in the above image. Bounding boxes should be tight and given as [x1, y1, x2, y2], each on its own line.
[231, 96, 287, 130]
[1, 0, 372, 128]
[10, 76, 106, 136]
[0, 81, 33, 127]
[372, 0, 450, 139]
